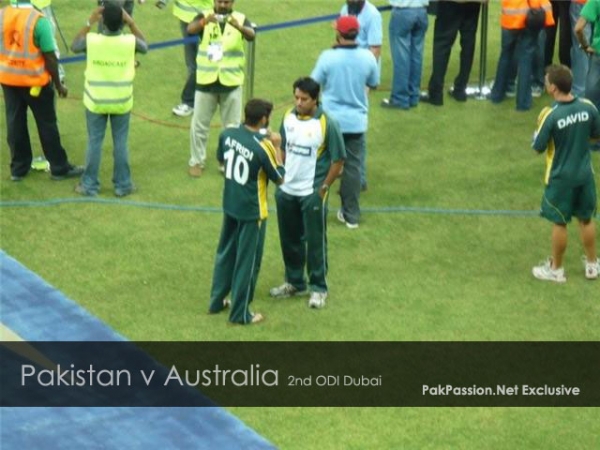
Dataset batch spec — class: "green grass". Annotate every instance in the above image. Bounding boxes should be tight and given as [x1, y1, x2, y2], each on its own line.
[1, 1, 600, 449]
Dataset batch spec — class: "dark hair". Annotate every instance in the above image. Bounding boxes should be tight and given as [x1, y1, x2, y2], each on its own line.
[546, 64, 572, 94]
[244, 99, 273, 126]
[293, 77, 320, 100]
[340, 30, 359, 40]
[102, 1, 124, 32]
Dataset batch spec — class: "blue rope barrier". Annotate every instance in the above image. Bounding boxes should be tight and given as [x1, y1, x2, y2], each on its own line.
[58, 6, 393, 65]
[0, 198, 539, 218]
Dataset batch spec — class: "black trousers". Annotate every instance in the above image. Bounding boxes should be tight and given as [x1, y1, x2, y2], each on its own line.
[2, 83, 72, 177]
[545, 0, 571, 67]
[427, 1, 481, 101]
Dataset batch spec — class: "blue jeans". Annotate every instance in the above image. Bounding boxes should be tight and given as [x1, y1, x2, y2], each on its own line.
[532, 29, 546, 88]
[389, 7, 428, 108]
[507, 29, 545, 90]
[81, 110, 133, 196]
[585, 54, 600, 110]
[491, 28, 537, 111]
[570, 2, 590, 97]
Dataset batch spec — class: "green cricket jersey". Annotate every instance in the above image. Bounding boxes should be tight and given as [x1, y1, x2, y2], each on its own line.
[279, 105, 345, 196]
[533, 97, 600, 185]
[217, 125, 285, 221]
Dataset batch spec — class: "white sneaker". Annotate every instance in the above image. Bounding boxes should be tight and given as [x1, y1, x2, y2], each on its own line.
[308, 291, 327, 309]
[172, 103, 193, 117]
[532, 259, 566, 283]
[269, 282, 307, 298]
[583, 257, 600, 280]
[336, 209, 359, 229]
[531, 86, 543, 98]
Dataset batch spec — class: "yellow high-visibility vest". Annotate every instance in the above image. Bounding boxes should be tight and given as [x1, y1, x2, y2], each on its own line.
[84, 33, 136, 114]
[173, 0, 211, 24]
[196, 11, 246, 87]
[32, 0, 52, 9]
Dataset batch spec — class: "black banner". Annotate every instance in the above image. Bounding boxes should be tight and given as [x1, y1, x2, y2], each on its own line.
[1, 342, 598, 407]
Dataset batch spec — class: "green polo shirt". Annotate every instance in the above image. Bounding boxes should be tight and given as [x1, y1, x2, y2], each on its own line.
[533, 97, 600, 186]
[581, 0, 600, 52]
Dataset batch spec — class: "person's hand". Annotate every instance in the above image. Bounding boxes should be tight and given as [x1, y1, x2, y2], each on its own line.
[57, 83, 68, 98]
[268, 131, 282, 149]
[227, 15, 240, 30]
[205, 12, 218, 23]
[318, 184, 329, 200]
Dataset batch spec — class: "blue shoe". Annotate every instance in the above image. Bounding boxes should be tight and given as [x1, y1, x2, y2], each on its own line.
[381, 99, 409, 110]
[74, 183, 96, 196]
[115, 185, 136, 198]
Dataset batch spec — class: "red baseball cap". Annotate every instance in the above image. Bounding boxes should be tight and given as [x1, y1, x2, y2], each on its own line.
[336, 15, 360, 34]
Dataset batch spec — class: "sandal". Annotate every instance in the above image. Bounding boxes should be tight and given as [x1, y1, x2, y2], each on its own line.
[250, 313, 264, 324]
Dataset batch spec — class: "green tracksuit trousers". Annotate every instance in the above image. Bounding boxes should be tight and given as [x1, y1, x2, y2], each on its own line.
[275, 189, 328, 293]
[209, 214, 266, 324]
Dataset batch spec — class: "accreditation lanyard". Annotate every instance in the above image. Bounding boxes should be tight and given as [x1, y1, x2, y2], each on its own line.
[207, 22, 227, 62]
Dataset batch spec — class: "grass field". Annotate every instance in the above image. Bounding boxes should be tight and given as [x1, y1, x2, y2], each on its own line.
[1, 1, 599, 448]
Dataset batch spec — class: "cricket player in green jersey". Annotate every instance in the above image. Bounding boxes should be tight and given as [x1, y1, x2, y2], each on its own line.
[208, 98, 285, 324]
[532, 64, 600, 282]
[269, 77, 346, 309]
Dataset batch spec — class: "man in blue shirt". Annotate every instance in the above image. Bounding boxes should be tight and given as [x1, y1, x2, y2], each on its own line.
[339, 0, 382, 191]
[340, 0, 382, 74]
[311, 15, 378, 229]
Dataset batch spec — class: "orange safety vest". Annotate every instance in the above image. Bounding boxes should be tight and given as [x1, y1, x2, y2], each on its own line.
[573, 0, 587, 5]
[0, 6, 51, 87]
[500, 0, 555, 30]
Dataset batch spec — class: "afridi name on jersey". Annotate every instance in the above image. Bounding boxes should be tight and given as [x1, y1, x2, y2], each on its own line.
[217, 125, 284, 221]
[533, 97, 600, 186]
[280, 106, 345, 197]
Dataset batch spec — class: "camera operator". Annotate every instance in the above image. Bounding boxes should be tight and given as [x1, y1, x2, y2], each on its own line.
[185, 0, 255, 178]
[96, 0, 143, 31]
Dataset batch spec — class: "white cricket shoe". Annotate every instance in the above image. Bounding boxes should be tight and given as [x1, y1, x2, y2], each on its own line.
[532, 259, 566, 283]
[269, 282, 307, 298]
[172, 103, 193, 117]
[583, 257, 600, 280]
[308, 292, 327, 309]
[336, 209, 359, 229]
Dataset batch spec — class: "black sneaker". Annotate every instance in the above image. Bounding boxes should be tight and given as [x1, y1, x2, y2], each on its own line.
[419, 93, 443, 106]
[450, 89, 467, 102]
[51, 165, 84, 181]
[10, 174, 26, 182]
